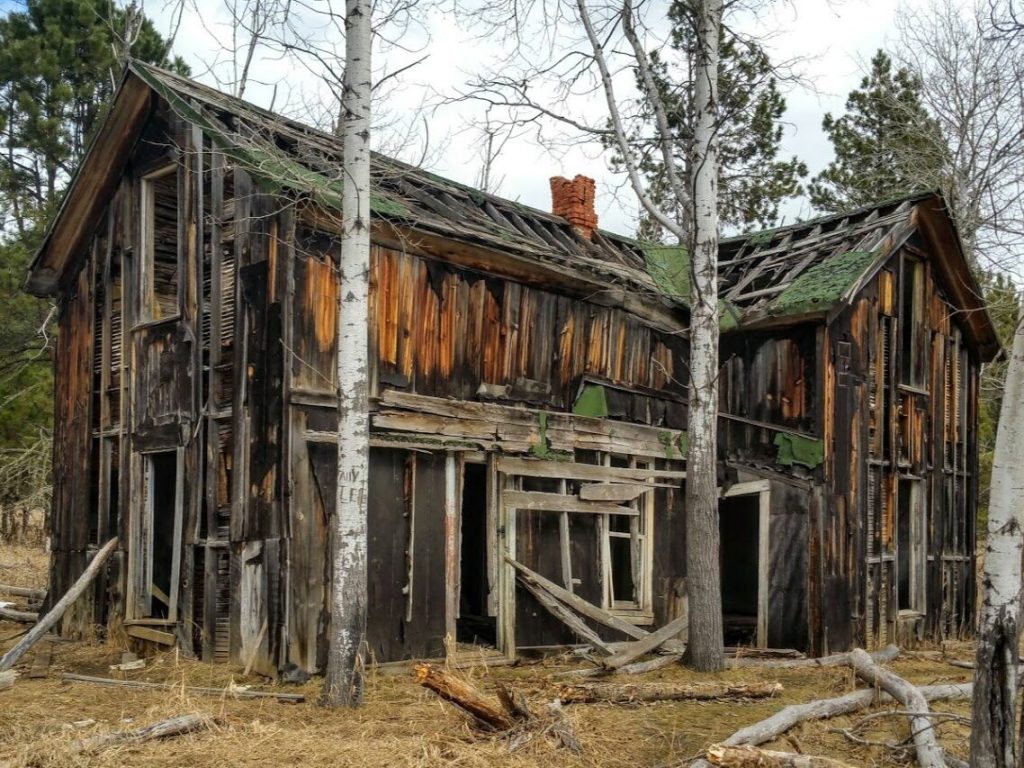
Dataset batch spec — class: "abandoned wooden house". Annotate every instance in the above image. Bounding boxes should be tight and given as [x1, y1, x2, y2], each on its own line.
[26, 62, 998, 673]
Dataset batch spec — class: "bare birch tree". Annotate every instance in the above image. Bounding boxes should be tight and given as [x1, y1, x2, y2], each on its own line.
[321, 0, 373, 708]
[971, 314, 1024, 767]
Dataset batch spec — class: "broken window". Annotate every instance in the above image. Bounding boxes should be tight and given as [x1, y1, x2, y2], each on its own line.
[139, 165, 180, 321]
[899, 257, 925, 386]
[601, 455, 653, 618]
[896, 478, 925, 614]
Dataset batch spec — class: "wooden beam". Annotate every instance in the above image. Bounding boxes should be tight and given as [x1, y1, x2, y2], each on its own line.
[125, 625, 176, 646]
[502, 490, 637, 516]
[497, 456, 684, 484]
[73, 713, 211, 754]
[0, 537, 118, 672]
[579, 483, 648, 502]
[601, 612, 689, 670]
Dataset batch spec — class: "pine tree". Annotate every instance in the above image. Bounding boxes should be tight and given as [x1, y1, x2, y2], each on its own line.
[0, 0, 188, 233]
[808, 50, 943, 213]
[619, 4, 806, 242]
[0, 0, 185, 455]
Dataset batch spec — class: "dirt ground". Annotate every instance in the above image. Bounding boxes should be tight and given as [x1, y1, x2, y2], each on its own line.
[0, 544, 975, 768]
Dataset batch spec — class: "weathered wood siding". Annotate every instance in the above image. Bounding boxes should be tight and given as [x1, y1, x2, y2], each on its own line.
[819, 243, 979, 654]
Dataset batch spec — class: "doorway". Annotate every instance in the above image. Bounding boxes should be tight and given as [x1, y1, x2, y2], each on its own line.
[718, 481, 769, 647]
[458, 462, 495, 645]
[135, 450, 183, 620]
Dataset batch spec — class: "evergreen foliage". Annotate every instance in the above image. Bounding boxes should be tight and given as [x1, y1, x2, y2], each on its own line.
[617, 3, 807, 243]
[808, 50, 943, 213]
[0, 0, 185, 453]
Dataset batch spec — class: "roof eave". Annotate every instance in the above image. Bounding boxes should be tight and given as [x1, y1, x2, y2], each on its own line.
[25, 65, 152, 297]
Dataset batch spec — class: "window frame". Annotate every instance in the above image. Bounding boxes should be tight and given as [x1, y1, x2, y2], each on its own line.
[138, 164, 181, 324]
[600, 453, 655, 621]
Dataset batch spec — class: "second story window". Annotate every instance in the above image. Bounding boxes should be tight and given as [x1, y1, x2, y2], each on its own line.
[140, 165, 180, 321]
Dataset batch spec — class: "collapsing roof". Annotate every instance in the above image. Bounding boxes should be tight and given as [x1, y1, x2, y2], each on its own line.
[26, 62, 999, 359]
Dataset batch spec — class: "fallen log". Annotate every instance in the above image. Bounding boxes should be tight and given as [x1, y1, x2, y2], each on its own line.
[601, 612, 689, 670]
[0, 537, 118, 672]
[73, 713, 211, 753]
[556, 652, 683, 679]
[61, 673, 305, 702]
[558, 680, 782, 705]
[0, 585, 46, 600]
[731, 644, 900, 669]
[414, 663, 514, 730]
[0, 670, 16, 691]
[505, 557, 684, 653]
[688, 682, 972, 768]
[707, 744, 856, 767]
[848, 648, 944, 768]
[0, 605, 38, 623]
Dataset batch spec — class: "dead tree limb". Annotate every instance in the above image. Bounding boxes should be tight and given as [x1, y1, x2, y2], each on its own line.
[0, 605, 38, 623]
[72, 713, 211, 753]
[0, 537, 117, 672]
[731, 644, 899, 669]
[414, 663, 514, 730]
[707, 744, 856, 767]
[546, 700, 582, 754]
[848, 648, 945, 768]
[688, 682, 972, 768]
[61, 673, 305, 702]
[0, 585, 46, 600]
[558, 680, 782, 705]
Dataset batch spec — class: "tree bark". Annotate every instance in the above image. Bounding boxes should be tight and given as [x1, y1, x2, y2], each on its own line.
[557, 680, 781, 705]
[72, 713, 210, 753]
[707, 744, 856, 768]
[848, 648, 944, 768]
[321, 0, 372, 709]
[685, 0, 725, 673]
[0, 537, 117, 673]
[972, 317, 1024, 767]
[413, 663, 514, 730]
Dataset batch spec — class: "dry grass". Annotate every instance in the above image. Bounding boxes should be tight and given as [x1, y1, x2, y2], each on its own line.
[0, 548, 976, 767]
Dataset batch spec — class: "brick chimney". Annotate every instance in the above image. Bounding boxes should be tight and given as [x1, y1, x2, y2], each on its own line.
[550, 175, 598, 240]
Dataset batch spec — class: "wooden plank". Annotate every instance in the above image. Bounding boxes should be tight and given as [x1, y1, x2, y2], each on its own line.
[125, 625, 176, 645]
[28, 642, 52, 679]
[515, 572, 614, 653]
[497, 456, 684, 483]
[579, 483, 648, 502]
[504, 556, 685, 652]
[502, 490, 638, 516]
[601, 612, 689, 670]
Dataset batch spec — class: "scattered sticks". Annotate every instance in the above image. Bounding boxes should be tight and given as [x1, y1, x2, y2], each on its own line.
[730, 644, 900, 669]
[557, 680, 782, 705]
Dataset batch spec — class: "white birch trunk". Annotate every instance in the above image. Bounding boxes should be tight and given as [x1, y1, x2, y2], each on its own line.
[684, 0, 724, 673]
[970, 316, 1024, 766]
[321, 0, 372, 708]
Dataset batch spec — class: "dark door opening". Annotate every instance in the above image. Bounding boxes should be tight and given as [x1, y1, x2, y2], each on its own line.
[457, 462, 496, 646]
[719, 494, 759, 646]
[145, 451, 180, 619]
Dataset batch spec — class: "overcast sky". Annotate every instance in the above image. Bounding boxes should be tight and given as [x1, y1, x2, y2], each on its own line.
[150, 0, 925, 237]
